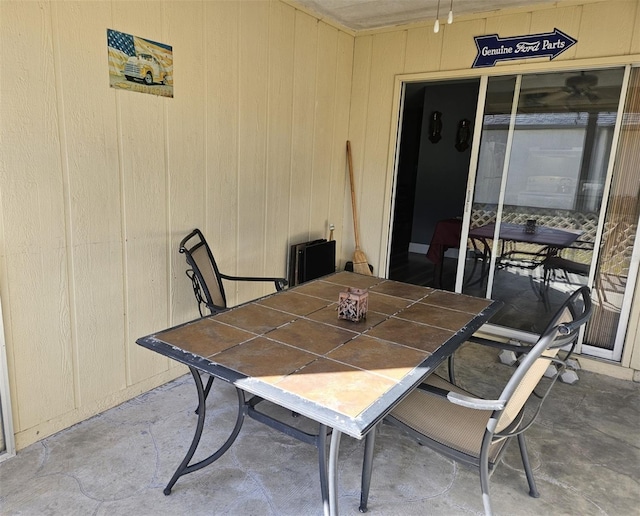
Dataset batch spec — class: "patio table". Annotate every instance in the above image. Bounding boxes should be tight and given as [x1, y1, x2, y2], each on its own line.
[469, 222, 583, 270]
[469, 222, 582, 249]
[137, 271, 501, 515]
[464, 222, 584, 295]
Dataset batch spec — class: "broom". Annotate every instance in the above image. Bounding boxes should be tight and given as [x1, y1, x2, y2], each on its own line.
[346, 140, 372, 275]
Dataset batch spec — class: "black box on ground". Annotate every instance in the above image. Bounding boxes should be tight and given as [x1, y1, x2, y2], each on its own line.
[288, 239, 336, 286]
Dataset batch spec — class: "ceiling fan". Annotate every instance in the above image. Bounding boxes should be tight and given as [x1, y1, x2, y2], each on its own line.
[522, 71, 600, 108]
[564, 71, 599, 102]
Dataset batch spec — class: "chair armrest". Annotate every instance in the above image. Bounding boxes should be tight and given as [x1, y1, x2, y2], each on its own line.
[416, 382, 505, 411]
[447, 392, 505, 411]
[219, 273, 288, 291]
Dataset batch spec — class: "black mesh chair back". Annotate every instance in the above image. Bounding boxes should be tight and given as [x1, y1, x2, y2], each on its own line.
[179, 228, 287, 316]
[180, 229, 228, 313]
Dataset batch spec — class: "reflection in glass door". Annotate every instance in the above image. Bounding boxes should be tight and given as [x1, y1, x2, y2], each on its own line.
[583, 67, 640, 361]
[460, 68, 627, 345]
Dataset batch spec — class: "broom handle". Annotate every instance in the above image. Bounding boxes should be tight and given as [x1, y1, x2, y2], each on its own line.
[346, 141, 362, 250]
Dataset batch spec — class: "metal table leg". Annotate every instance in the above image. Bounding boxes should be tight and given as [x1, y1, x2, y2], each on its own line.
[164, 367, 246, 495]
[328, 428, 342, 516]
[318, 425, 330, 516]
[246, 403, 334, 514]
[194, 374, 215, 414]
[359, 427, 376, 512]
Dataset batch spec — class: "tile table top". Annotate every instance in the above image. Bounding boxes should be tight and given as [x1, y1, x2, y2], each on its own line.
[138, 271, 501, 438]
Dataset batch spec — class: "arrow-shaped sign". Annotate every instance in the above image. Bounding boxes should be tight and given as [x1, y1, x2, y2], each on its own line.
[472, 28, 577, 68]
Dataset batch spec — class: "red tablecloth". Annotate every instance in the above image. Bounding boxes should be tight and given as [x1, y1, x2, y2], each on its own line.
[426, 218, 463, 265]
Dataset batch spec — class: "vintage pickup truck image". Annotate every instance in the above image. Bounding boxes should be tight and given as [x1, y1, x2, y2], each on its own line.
[124, 53, 167, 85]
[108, 29, 173, 97]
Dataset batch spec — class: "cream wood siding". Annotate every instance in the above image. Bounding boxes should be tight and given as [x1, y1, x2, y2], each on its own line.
[0, 0, 353, 449]
[347, 0, 640, 369]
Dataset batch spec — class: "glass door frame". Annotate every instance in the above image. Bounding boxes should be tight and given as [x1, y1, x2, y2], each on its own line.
[455, 75, 525, 301]
[581, 65, 639, 361]
[454, 65, 635, 361]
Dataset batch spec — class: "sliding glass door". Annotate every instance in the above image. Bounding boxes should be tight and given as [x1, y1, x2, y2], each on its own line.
[457, 67, 635, 360]
[582, 67, 640, 360]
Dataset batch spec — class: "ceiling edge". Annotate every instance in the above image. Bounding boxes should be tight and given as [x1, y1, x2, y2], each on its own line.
[280, 0, 357, 36]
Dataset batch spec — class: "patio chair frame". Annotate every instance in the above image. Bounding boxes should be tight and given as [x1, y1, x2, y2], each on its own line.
[179, 228, 288, 407]
[360, 286, 592, 516]
[179, 228, 287, 317]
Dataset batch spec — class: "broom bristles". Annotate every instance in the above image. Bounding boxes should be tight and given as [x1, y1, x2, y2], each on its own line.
[352, 250, 372, 275]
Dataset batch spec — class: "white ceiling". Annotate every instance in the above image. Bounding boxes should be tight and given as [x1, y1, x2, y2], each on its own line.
[292, 0, 564, 31]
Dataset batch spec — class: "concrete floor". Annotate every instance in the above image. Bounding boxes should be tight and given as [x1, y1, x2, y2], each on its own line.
[1, 342, 639, 516]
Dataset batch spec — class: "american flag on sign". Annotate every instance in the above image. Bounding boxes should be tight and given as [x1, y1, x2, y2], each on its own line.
[107, 29, 136, 76]
[107, 29, 135, 56]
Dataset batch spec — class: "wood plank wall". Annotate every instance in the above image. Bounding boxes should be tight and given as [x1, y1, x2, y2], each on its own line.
[0, 0, 353, 449]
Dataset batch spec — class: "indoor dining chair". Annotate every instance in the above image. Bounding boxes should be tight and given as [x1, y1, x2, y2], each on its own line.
[360, 286, 592, 516]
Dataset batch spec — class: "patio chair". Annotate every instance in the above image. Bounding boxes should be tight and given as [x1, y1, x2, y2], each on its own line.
[534, 244, 590, 311]
[360, 286, 592, 515]
[543, 254, 590, 284]
[175, 230, 333, 502]
[179, 228, 287, 317]
[179, 228, 287, 406]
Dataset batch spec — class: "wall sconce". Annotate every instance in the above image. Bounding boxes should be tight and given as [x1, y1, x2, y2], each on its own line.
[428, 111, 443, 143]
[455, 118, 472, 151]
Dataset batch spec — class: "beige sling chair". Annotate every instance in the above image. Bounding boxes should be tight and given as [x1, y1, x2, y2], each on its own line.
[359, 286, 592, 516]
